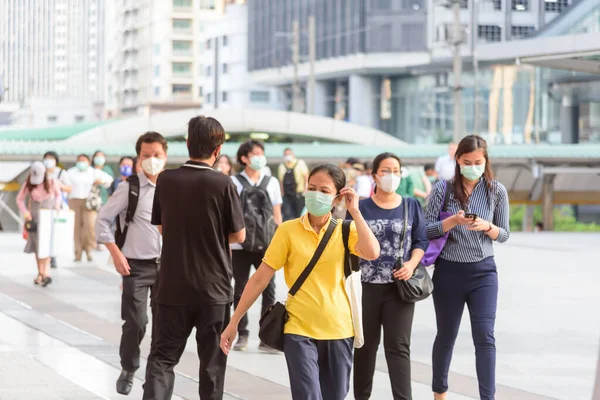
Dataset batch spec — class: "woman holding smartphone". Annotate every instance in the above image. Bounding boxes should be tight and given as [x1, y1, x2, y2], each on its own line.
[221, 164, 380, 400]
[426, 135, 510, 400]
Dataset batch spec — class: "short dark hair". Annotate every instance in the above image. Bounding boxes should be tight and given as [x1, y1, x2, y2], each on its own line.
[135, 131, 168, 156]
[363, 161, 373, 171]
[43, 151, 59, 164]
[119, 156, 134, 165]
[308, 164, 346, 194]
[424, 163, 435, 172]
[346, 157, 360, 166]
[237, 140, 265, 167]
[77, 154, 90, 162]
[187, 115, 225, 159]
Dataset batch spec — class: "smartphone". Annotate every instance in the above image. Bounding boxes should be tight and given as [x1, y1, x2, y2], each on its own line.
[464, 213, 478, 220]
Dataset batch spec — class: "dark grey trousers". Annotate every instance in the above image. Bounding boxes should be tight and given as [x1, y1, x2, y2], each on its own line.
[354, 283, 415, 400]
[120, 258, 158, 372]
[283, 334, 353, 400]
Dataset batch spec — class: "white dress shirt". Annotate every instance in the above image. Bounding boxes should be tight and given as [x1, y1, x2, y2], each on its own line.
[67, 167, 113, 200]
[435, 154, 456, 181]
[230, 170, 282, 251]
[95, 172, 162, 259]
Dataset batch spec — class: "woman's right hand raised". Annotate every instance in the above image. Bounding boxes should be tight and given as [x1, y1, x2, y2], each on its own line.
[453, 210, 473, 226]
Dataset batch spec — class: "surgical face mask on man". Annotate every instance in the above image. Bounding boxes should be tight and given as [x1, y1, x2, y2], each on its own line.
[94, 156, 106, 167]
[284, 154, 295, 164]
[76, 161, 89, 171]
[377, 174, 401, 193]
[304, 191, 338, 217]
[43, 158, 56, 170]
[141, 157, 165, 176]
[249, 155, 267, 171]
[460, 163, 486, 181]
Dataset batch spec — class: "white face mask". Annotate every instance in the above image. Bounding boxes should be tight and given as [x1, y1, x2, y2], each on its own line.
[284, 155, 295, 163]
[378, 174, 401, 193]
[141, 157, 165, 176]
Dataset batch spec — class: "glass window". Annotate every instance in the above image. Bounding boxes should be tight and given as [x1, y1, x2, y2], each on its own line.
[172, 84, 192, 93]
[222, 63, 228, 74]
[512, 25, 535, 38]
[198, 86, 203, 96]
[222, 35, 228, 46]
[478, 25, 502, 43]
[74, 115, 84, 122]
[154, 65, 160, 76]
[512, 0, 528, 11]
[172, 62, 192, 74]
[199, 0, 216, 9]
[154, 87, 160, 96]
[207, 93, 212, 103]
[172, 18, 192, 30]
[172, 40, 192, 51]
[173, 0, 191, 8]
[206, 39, 211, 49]
[47, 115, 57, 123]
[206, 66, 212, 76]
[250, 91, 270, 103]
[153, 44, 160, 55]
[222, 91, 228, 102]
[545, 0, 570, 13]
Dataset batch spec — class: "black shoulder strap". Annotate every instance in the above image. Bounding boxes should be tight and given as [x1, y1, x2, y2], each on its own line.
[236, 174, 252, 190]
[258, 175, 271, 190]
[442, 180, 451, 212]
[289, 219, 338, 296]
[342, 220, 360, 278]
[115, 175, 140, 249]
[397, 198, 409, 267]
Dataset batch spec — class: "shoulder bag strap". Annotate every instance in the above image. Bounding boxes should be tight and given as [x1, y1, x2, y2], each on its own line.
[397, 198, 409, 267]
[342, 220, 359, 278]
[289, 219, 338, 296]
[236, 174, 252, 190]
[441, 180, 451, 212]
[258, 175, 271, 190]
[116, 175, 140, 249]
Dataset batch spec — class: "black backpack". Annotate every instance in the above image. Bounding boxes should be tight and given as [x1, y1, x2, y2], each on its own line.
[282, 164, 298, 197]
[237, 174, 276, 253]
[114, 174, 140, 249]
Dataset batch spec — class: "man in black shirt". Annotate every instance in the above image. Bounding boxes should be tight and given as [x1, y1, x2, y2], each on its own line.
[143, 116, 246, 400]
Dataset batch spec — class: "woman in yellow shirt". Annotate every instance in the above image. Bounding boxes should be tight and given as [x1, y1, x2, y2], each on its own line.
[221, 164, 380, 400]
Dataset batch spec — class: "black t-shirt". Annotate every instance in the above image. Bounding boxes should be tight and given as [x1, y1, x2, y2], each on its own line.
[151, 161, 245, 305]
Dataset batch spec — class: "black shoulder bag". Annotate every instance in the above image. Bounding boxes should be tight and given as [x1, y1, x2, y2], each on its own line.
[114, 174, 140, 249]
[395, 199, 434, 303]
[258, 219, 338, 351]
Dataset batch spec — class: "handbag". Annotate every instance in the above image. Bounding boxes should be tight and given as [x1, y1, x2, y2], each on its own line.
[342, 221, 364, 349]
[24, 197, 37, 233]
[421, 180, 452, 266]
[85, 185, 102, 211]
[394, 199, 434, 303]
[258, 219, 338, 351]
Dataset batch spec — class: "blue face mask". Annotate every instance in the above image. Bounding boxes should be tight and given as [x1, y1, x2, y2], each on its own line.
[304, 191, 336, 217]
[120, 165, 133, 177]
[460, 164, 486, 181]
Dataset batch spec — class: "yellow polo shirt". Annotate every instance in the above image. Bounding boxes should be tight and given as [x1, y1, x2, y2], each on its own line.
[263, 214, 359, 340]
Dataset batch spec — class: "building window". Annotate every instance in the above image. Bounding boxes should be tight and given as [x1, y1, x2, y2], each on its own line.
[172, 84, 192, 94]
[222, 63, 228, 74]
[198, 86, 203, 96]
[478, 25, 502, 43]
[74, 115, 85, 123]
[206, 93, 212, 103]
[172, 18, 192, 31]
[512, 0, 528, 11]
[199, 0, 216, 9]
[222, 35, 228, 46]
[172, 62, 192, 75]
[154, 86, 160, 96]
[206, 39, 211, 50]
[250, 91, 270, 103]
[172, 40, 192, 54]
[512, 25, 535, 38]
[545, 0, 570, 12]
[154, 65, 160, 76]
[173, 0, 191, 8]
[206, 66, 212, 76]
[222, 91, 228, 102]
[47, 115, 57, 123]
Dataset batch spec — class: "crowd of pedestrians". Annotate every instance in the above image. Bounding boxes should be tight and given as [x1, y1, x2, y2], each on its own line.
[15, 114, 511, 399]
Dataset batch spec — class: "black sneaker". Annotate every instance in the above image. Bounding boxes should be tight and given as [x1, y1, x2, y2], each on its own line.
[116, 370, 135, 395]
[233, 335, 249, 351]
[258, 341, 280, 354]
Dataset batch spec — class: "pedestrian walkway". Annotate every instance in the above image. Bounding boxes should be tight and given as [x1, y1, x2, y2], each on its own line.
[0, 232, 598, 399]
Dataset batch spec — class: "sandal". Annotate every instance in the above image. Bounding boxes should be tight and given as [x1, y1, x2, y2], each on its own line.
[34, 274, 43, 285]
[41, 277, 53, 287]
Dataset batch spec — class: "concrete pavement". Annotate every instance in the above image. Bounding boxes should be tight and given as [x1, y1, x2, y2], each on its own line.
[0, 232, 598, 399]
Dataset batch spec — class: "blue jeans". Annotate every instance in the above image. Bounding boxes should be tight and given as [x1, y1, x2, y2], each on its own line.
[283, 334, 353, 400]
[432, 257, 498, 400]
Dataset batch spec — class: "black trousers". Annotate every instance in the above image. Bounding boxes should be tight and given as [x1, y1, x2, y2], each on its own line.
[143, 303, 230, 400]
[354, 283, 415, 400]
[232, 249, 276, 336]
[282, 193, 305, 221]
[120, 258, 158, 372]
